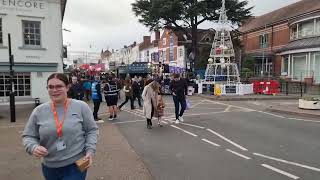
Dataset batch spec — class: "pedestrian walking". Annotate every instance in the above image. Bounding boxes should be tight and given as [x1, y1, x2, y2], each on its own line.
[156, 93, 165, 127]
[91, 75, 103, 123]
[104, 74, 120, 121]
[118, 78, 134, 110]
[68, 76, 84, 100]
[169, 73, 188, 124]
[82, 79, 92, 101]
[132, 77, 142, 108]
[142, 80, 159, 129]
[22, 73, 99, 180]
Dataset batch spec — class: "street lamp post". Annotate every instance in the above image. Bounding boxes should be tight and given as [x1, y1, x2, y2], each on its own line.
[8, 34, 16, 123]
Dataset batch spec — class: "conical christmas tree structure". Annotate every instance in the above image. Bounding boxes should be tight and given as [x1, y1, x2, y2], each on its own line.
[204, 0, 240, 84]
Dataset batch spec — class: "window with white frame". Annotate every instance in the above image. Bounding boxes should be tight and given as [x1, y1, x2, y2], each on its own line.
[179, 48, 183, 57]
[316, 18, 320, 35]
[312, 52, 320, 83]
[0, 73, 31, 97]
[281, 56, 289, 76]
[0, 18, 2, 44]
[292, 54, 307, 81]
[259, 34, 268, 48]
[23, 21, 41, 47]
[162, 38, 166, 46]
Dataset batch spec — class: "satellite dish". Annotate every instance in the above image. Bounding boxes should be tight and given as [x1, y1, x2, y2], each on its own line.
[208, 58, 214, 63]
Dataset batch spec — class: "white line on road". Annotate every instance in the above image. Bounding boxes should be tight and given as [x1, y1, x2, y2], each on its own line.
[224, 105, 232, 112]
[206, 129, 248, 151]
[191, 100, 206, 108]
[180, 122, 206, 129]
[256, 111, 286, 119]
[261, 164, 299, 179]
[112, 120, 146, 124]
[183, 111, 226, 117]
[0, 124, 25, 128]
[161, 121, 168, 124]
[171, 125, 198, 137]
[253, 153, 320, 172]
[226, 149, 251, 160]
[201, 139, 220, 147]
[287, 117, 320, 123]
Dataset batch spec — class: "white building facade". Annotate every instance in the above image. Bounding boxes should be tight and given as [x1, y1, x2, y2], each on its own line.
[0, 0, 67, 102]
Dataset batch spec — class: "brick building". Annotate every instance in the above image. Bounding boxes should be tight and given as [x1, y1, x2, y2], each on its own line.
[240, 0, 320, 84]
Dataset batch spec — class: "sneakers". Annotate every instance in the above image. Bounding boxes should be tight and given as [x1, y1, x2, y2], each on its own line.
[95, 120, 104, 123]
[108, 116, 113, 121]
[175, 120, 180, 124]
[178, 116, 184, 122]
[113, 114, 117, 120]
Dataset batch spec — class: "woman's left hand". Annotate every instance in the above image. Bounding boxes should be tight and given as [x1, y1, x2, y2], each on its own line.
[84, 152, 93, 168]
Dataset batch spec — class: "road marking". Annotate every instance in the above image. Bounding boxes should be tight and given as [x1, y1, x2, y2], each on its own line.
[190, 100, 206, 108]
[224, 105, 232, 112]
[201, 139, 220, 147]
[206, 129, 248, 151]
[0, 124, 25, 128]
[171, 125, 198, 137]
[226, 149, 251, 160]
[261, 164, 299, 179]
[112, 120, 146, 124]
[183, 111, 226, 117]
[287, 117, 320, 123]
[253, 153, 320, 172]
[256, 111, 286, 118]
[180, 122, 206, 129]
[204, 100, 255, 112]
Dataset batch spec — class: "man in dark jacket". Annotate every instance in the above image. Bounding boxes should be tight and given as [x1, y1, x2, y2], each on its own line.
[132, 77, 142, 108]
[169, 73, 188, 124]
[68, 76, 84, 100]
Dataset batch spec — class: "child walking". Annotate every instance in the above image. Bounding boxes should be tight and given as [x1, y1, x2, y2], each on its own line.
[157, 93, 165, 127]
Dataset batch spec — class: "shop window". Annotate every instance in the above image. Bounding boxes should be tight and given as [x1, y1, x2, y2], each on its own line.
[0, 73, 31, 97]
[281, 56, 289, 76]
[0, 18, 2, 44]
[292, 54, 307, 81]
[23, 21, 41, 47]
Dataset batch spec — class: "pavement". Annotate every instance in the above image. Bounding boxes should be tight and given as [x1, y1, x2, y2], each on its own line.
[0, 103, 153, 180]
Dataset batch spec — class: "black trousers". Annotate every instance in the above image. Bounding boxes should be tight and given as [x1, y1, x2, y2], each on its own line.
[133, 94, 142, 107]
[119, 96, 134, 109]
[147, 104, 155, 126]
[93, 101, 101, 119]
[173, 96, 186, 120]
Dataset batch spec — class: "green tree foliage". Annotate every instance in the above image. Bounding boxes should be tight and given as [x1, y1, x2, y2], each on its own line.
[241, 55, 255, 78]
[132, 0, 253, 63]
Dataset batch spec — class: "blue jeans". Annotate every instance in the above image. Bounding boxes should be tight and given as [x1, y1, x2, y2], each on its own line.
[42, 163, 87, 180]
[173, 96, 186, 120]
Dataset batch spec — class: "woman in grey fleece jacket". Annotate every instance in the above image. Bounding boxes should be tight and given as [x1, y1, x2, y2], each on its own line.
[22, 73, 99, 180]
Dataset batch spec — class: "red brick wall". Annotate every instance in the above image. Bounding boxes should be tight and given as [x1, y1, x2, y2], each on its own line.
[274, 55, 282, 76]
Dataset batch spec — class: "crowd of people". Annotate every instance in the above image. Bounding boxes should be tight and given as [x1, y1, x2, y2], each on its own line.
[22, 72, 189, 180]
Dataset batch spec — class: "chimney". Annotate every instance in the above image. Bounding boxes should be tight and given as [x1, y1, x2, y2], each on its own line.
[133, 41, 136, 46]
[143, 36, 151, 45]
[155, 31, 160, 40]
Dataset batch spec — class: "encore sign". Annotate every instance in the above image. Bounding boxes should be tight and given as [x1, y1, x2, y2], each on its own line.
[0, 0, 46, 11]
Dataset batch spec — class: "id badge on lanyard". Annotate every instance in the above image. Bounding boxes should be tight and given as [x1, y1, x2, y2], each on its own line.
[51, 99, 70, 151]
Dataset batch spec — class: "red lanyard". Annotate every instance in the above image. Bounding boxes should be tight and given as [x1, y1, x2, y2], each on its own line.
[51, 99, 70, 138]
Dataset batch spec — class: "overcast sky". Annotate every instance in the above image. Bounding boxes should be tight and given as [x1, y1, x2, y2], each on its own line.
[62, 0, 301, 52]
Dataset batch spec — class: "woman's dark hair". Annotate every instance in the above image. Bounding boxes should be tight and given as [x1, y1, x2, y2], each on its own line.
[47, 73, 70, 86]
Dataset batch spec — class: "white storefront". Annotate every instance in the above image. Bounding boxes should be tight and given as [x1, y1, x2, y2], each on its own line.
[0, 0, 66, 102]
